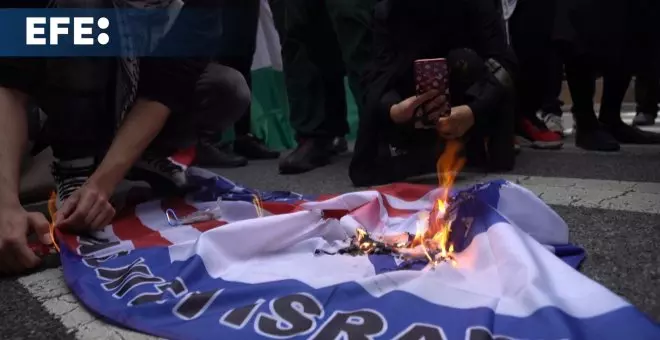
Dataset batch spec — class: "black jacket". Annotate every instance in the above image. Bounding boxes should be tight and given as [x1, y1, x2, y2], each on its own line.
[362, 0, 516, 130]
[350, 0, 516, 186]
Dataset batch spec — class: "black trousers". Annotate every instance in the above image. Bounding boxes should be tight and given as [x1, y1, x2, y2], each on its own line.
[148, 63, 251, 156]
[213, 0, 261, 138]
[350, 49, 515, 187]
[271, 0, 375, 139]
[508, 0, 562, 120]
[636, 75, 659, 116]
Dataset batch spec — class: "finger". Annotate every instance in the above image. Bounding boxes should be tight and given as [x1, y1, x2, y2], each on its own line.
[55, 193, 79, 223]
[412, 90, 440, 106]
[60, 193, 96, 229]
[90, 203, 115, 230]
[84, 199, 106, 227]
[14, 242, 40, 270]
[27, 212, 52, 245]
[437, 117, 452, 134]
[72, 191, 96, 220]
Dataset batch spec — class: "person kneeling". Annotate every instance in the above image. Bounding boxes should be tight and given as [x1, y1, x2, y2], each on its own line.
[350, 0, 517, 187]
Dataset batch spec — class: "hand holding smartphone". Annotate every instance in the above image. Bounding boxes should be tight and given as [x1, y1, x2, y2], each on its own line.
[413, 58, 451, 129]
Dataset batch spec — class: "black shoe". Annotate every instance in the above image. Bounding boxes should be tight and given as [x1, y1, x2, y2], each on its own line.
[195, 141, 248, 168]
[575, 127, 620, 151]
[51, 158, 96, 209]
[130, 152, 191, 195]
[331, 136, 348, 154]
[279, 139, 332, 175]
[632, 112, 657, 126]
[234, 134, 280, 160]
[604, 121, 660, 144]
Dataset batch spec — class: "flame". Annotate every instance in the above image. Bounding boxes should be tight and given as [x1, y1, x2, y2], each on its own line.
[353, 140, 465, 268]
[252, 194, 264, 217]
[47, 192, 60, 253]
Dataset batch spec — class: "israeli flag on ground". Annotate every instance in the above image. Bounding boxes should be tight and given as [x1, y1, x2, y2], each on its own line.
[58, 168, 659, 340]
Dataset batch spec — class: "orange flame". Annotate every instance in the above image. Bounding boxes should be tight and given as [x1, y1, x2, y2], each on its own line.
[353, 140, 465, 267]
[47, 192, 60, 253]
[252, 194, 264, 217]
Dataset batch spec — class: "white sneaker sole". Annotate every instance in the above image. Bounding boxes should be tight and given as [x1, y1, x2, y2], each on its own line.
[516, 136, 564, 150]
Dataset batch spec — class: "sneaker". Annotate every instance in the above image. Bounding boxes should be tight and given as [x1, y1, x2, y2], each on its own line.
[51, 158, 96, 209]
[516, 119, 563, 149]
[234, 134, 280, 160]
[542, 113, 565, 136]
[632, 112, 657, 126]
[131, 152, 189, 193]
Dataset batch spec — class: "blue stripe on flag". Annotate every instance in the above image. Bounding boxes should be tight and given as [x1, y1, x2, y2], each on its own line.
[61, 246, 659, 340]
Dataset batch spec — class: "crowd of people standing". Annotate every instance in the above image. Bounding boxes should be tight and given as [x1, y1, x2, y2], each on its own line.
[0, 0, 658, 273]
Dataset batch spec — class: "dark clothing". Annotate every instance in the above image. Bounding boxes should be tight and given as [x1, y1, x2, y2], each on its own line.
[508, 0, 561, 118]
[0, 57, 115, 161]
[636, 76, 659, 116]
[271, 0, 375, 139]
[554, 0, 659, 125]
[138, 0, 224, 114]
[149, 63, 251, 155]
[0, 0, 115, 161]
[362, 0, 516, 130]
[350, 0, 516, 186]
[213, 0, 260, 137]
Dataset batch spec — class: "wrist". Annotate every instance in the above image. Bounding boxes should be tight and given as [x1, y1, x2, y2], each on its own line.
[0, 194, 21, 209]
[88, 162, 129, 197]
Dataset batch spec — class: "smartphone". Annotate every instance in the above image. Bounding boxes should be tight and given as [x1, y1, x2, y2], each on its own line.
[414, 58, 450, 119]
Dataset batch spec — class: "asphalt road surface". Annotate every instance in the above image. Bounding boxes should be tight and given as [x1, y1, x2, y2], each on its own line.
[2, 113, 659, 339]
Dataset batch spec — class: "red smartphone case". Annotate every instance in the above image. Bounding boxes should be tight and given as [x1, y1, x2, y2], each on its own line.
[413, 58, 451, 126]
[414, 58, 449, 96]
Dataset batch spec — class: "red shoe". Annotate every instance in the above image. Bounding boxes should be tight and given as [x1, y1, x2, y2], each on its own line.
[517, 119, 563, 149]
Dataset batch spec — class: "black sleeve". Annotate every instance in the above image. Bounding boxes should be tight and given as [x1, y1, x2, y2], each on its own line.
[463, 0, 517, 129]
[137, 0, 222, 113]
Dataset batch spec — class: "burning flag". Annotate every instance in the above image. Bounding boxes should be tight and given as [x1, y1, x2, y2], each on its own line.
[330, 140, 465, 268]
[54, 168, 659, 340]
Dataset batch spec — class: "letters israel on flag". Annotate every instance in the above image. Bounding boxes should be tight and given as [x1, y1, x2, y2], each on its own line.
[58, 168, 659, 340]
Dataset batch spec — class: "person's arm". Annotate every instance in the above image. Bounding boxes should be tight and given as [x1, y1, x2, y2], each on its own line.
[88, 100, 170, 195]
[463, 0, 517, 129]
[0, 88, 28, 207]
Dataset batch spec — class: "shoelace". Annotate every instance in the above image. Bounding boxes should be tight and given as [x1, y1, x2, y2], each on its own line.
[51, 163, 94, 202]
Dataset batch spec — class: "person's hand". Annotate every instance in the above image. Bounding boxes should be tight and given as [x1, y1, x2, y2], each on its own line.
[390, 90, 445, 124]
[0, 203, 51, 274]
[55, 181, 115, 233]
[437, 105, 475, 139]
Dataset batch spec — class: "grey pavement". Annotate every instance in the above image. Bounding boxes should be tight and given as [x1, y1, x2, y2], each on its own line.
[2, 127, 660, 339]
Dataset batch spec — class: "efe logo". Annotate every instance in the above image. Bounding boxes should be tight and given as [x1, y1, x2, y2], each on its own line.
[25, 17, 110, 46]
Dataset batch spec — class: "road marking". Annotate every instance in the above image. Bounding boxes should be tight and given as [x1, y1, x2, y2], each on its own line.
[454, 173, 660, 214]
[17, 269, 160, 340]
